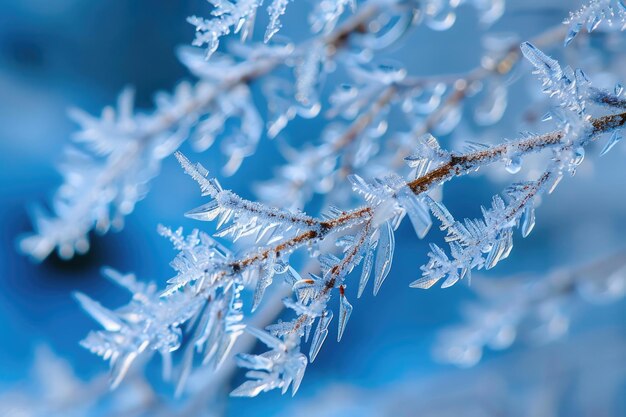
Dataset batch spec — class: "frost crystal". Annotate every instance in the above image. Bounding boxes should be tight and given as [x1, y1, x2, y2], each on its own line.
[521, 42, 589, 123]
[266, 0, 291, 42]
[188, 0, 262, 59]
[411, 177, 550, 290]
[564, 0, 626, 46]
[189, 0, 354, 57]
[232, 330, 307, 396]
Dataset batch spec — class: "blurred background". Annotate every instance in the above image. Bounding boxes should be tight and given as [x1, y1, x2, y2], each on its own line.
[0, 0, 624, 416]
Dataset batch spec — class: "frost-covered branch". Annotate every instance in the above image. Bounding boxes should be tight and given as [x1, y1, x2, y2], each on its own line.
[19, 0, 515, 262]
[18, 0, 404, 261]
[22, 0, 506, 262]
[189, 0, 506, 59]
[77, 42, 625, 394]
[32, 0, 619, 400]
[256, 22, 575, 209]
[0, 285, 291, 417]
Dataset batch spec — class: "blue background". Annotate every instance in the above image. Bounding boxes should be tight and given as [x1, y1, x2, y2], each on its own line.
[0, 0, 624, 415]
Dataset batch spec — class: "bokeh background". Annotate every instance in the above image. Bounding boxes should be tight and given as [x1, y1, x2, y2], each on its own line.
[1, 0, 625, 415]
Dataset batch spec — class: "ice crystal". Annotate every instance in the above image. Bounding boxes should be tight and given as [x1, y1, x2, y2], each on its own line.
[521, 42, 589, 123]
[600, 130, 622, 155]
[411, 178, 549, 290]
[78, 229, 246, 391]
[266, 0, 291, 42]
[188, 0, 262, 59]
[232, 330, 307, 396]
[564, 0, 626, 46]
[189, 0, 354, 58]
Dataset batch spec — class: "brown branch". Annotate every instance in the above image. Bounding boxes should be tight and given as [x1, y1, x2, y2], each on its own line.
[407, 111, 625, 194]
[292, 221, 373, 334]
[226, 207, 373, 273]
[392, 23, 570, 167]
[222, 109, 625, 283]
[335, 85, 398, 150]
